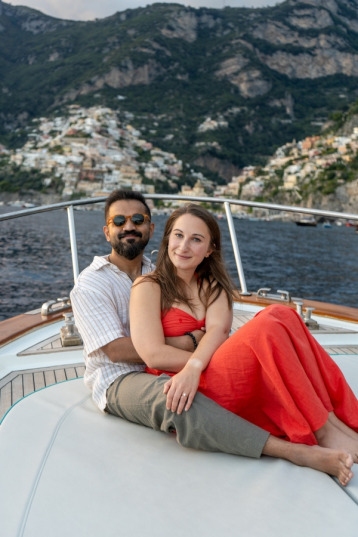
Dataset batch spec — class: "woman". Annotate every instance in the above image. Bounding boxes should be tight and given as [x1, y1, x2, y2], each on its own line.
[130, 204, 358, 461]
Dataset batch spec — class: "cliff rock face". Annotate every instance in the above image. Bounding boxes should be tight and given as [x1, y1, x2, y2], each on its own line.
[217, 0, 358, 86]
[260, 49, 358, 79]
[63, 60, 163, 102]
[194, 154, 242, 181]
[308, 179, 358, 213]
[161, 10, 199, 42]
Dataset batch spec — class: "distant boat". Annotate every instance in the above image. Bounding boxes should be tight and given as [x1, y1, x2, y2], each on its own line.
[295, 216, 317, 227]
[322, 221, 332, 229]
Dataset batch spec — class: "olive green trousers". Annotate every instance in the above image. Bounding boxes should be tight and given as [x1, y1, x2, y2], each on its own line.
[106, 371, 269, 459]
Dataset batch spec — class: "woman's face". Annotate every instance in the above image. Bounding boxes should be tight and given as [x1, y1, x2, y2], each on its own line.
[168, 213, 213, 272]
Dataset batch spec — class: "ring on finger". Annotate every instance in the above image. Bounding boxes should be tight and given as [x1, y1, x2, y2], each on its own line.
[181, 393, 187, 398]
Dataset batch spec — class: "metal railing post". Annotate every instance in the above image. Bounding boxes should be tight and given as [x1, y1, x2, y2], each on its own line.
[67, 205, 80, 283]
[224, 201, 251, 296]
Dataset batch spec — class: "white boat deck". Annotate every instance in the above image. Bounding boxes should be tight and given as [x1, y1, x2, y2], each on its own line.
[2, 372, 358, 537]
[1, 307, 358, 536]
[0, 363, 85, 422]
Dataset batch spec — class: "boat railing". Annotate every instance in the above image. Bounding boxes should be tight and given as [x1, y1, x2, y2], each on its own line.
[1, 194, 358, 296]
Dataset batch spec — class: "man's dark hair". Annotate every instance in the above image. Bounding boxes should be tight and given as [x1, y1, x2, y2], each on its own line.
[104, 190, 151, 222]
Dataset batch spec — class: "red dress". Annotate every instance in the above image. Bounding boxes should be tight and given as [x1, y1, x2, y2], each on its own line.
[146, 304, 358, 445]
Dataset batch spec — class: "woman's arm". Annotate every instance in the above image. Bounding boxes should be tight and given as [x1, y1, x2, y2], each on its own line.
[164, 291, 233, 413]
[130, 277, 193, 372]
[101, 329, 205, 363]
[166, 329, 206, 351]
[130, 276, 232, 414]
[186, 290, 233, 371]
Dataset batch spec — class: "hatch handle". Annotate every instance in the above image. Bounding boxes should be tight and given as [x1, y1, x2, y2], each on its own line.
[41, 296, 71, 316]
[257, 288, 291, 302]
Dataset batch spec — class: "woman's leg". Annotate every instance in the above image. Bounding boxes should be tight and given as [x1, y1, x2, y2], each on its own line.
[199, 304, 358, 445]
[253, 305, 358, 429]
[314, 413, 358, 462]
[328, 412, 358, 441]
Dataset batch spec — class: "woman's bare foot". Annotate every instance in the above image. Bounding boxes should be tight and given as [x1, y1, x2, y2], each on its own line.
[262, 435, 354, 486]
[315, 419, 358, 463]
[328, 412, 358, 442]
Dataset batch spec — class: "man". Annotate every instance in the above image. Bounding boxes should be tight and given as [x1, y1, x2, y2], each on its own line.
[70, 189, 354, 485]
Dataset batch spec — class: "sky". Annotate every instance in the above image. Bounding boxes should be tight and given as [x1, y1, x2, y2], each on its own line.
[4, 1, 282, 21]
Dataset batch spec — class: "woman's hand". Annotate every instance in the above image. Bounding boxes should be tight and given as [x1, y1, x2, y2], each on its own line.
[163, 360, 202, 414]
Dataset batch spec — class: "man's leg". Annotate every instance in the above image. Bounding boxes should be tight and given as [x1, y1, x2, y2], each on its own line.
[106, 372, 355, 484]
[106, 372, 269, 458]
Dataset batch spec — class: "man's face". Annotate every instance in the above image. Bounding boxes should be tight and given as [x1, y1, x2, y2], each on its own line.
[104, 199, 154, 260]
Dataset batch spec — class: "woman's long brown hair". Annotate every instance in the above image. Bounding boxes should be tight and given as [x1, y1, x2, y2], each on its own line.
[138, 204, 235, 313]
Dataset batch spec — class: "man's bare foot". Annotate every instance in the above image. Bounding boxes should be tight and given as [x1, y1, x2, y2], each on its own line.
[262, 435, 354, 486]
[315, 419, 358, 463]
[291, 445, 354, 487]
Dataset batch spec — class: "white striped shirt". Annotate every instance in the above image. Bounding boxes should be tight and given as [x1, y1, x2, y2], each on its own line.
[70, 255, 154, 411]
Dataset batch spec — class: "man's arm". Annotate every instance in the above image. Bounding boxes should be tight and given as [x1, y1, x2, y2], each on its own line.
[102, 330, 205, 364]
[102, 337, 143, 364]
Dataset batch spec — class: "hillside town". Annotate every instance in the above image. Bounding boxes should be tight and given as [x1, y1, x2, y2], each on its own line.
[1, 104, 358, 213]
[242, 129, 358, 203]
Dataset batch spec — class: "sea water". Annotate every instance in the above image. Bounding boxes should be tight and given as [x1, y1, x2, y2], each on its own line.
[0, 206, 357, 321]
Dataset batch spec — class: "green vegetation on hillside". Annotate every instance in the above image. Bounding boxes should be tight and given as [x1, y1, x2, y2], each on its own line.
[0, 161, 63, 194]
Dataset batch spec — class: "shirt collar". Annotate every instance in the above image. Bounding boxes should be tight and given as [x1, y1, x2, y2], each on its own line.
[91, 255, 154, 273]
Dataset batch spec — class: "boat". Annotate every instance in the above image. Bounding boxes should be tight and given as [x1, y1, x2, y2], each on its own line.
[1, 194, 358, 536]
[295, 215, 317, 226]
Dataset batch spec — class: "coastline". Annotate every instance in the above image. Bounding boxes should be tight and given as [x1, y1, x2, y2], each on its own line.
[0, 191, 63, 208]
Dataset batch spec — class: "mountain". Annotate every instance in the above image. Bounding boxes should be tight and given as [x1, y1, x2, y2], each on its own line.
[1, 0, 358, 183]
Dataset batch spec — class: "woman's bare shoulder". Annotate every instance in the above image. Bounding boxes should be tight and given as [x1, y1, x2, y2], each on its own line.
[134, 273, 153, 284]
[132, 273, 160, 293]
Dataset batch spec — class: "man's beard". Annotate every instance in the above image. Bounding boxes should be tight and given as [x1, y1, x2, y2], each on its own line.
[112, 231, 150, 261]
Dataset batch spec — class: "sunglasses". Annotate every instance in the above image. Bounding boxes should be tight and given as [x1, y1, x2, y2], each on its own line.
[106, 213, 151, 227]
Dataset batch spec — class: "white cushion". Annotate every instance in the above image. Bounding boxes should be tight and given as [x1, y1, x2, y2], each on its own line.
[1, 378, 358, 537]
